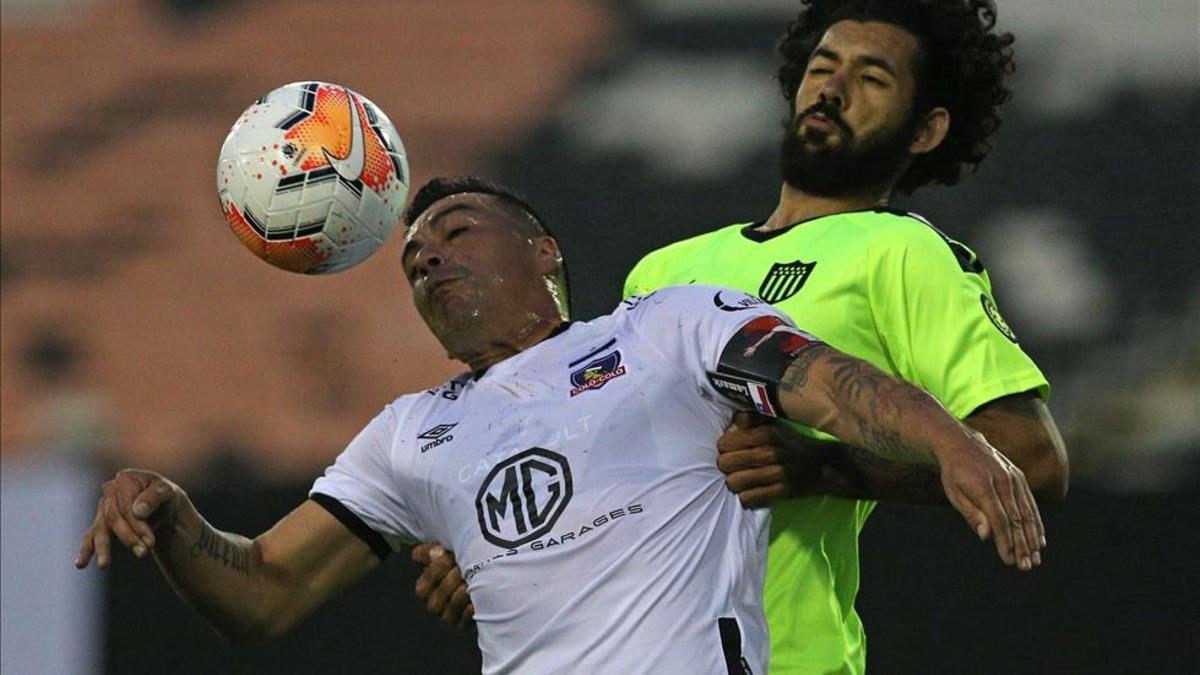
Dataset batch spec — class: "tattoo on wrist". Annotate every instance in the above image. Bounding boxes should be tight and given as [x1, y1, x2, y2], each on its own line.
[190, 524, 249, 574]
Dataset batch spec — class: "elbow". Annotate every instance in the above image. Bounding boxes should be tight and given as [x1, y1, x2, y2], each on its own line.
[219, 613, 296, 645]
[1025, 444, 1070, 503]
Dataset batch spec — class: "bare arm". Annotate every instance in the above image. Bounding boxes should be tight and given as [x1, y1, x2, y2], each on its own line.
[812, 391, 1067, 502]
[966, 393, 1068, 500]
[775, 345, 1044, 569]
[76, 470, 381, 642]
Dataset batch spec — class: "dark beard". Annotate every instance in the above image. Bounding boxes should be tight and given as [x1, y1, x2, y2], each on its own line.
[780, 104, 918, 198]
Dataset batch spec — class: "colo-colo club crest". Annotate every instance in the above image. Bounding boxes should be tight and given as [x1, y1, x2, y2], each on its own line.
[758, 260, 816, 304]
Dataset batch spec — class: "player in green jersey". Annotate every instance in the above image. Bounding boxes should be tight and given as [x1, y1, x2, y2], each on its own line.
[623, 1, 1068, 673]
[408, 0, 1067, 670]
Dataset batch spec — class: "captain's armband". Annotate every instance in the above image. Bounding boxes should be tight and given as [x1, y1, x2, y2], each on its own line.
[706, 315, 823, 417]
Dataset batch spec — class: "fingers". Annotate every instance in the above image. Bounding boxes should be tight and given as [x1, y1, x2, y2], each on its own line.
[951, 470, 1042, 571]
[411, 542, 438, 566]
[1000, 475, 1034, 570]
[426, 565, 470, 626]
[716, 445, 778, 474]
[1005, 459, 1046, 556]
[946, 488, 991, 543]
[93, 525, 112, 569]
[723, 464, 786, 496]
[103, 479, 157, 558]
[104, 497, 148, 558]
[727, 411, 751, 431]
[131, 481, 175, 528]
[413, 543, 472, 628]
[442, 577, 471, 625]
[734, 484, 790, 508]
[727, 411, 767, 431]
[414, 545, 452, 600]
[1023, 476, 1046, 549]
[414, 543, 475, 629]
[114, 481, 156, 551]
[717, 425, 773, 454]
[76, 527, 96, 569]
[947, 474, 1014, 565]
[460, 603, 476, 631]
[76, 469, 174, 571]
[998, 467, 1045, 570]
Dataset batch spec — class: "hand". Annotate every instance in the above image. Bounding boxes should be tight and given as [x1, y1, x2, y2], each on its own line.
[412, 543, 474, 629]
[937, 432, 1046, 571]
[76, 469, 183, 570]
[716, 411, 824, 507]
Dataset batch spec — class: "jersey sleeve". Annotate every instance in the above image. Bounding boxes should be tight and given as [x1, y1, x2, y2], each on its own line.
[626, 286, 823, 418]
[867, 221, 1050, 418]
[309, 403, 425, 556]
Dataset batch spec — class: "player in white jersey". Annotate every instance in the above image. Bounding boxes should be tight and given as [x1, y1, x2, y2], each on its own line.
[76, 177, 1044, 674]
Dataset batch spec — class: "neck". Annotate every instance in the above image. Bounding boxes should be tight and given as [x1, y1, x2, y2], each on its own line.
[760, 182, 891, 232]
[456, 311, 565, 373]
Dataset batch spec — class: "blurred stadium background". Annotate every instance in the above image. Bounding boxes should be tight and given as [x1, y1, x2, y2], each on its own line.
[1, 0, 1197, 673]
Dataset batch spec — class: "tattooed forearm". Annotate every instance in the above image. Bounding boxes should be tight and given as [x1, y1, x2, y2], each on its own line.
[780, 347, 966, 465]
[190, 523, 250, 575]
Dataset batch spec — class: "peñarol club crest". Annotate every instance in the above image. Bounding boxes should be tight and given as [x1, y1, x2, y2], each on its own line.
[757, 260, 816, 303]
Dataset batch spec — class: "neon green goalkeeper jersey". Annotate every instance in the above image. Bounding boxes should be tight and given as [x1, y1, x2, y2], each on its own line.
[623, 209, 1049, 674]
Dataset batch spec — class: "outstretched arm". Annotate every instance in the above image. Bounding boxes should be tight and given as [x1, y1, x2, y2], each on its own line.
[76, 469, 381, 642]
[718, 391, 1067, 505]
[774, 345, 1045, 570]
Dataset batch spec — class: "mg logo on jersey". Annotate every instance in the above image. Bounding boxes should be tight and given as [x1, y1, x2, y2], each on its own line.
[758, 260, 815, 304]
[475, 448, 573, 548]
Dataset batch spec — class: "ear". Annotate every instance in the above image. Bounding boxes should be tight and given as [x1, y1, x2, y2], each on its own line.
[533, 235, 562, 276]
[910, 106, 949, 155]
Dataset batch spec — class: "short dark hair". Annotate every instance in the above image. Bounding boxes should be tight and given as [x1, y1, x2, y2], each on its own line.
[403, 176, 572, 318]
[777, 0, 1015, 194]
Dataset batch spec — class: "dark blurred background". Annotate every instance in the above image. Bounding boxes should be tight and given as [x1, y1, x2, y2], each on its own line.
[2, 0, 1197, 673]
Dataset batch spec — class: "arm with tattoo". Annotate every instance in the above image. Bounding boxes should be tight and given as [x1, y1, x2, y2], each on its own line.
[76, 470, 381, 641]
[812, 392, 1067, 503]
[777, 345, 974, 465]
[710, 316, 1046, 569]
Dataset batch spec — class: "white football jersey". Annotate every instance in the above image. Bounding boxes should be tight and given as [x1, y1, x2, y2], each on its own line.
[311, 285, 819, 674]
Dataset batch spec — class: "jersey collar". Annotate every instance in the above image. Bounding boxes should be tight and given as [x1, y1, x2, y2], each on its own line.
[739, 207, 905, 242]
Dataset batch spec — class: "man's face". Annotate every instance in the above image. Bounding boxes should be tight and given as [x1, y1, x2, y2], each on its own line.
[401, 194, 555, 352]
[781, 20, 924, 196]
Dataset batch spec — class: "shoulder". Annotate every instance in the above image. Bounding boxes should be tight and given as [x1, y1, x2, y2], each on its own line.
[858, 209, 984, 273]
[370, 375, 470, 434]
[619, 284, 757, 315]
[419, 372, 472, 403]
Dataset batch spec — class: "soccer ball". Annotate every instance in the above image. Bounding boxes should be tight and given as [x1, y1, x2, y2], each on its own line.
[217, 81, 409, 274]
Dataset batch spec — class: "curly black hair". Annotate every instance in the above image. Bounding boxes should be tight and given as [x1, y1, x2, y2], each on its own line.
[777, 0, 1015, 194]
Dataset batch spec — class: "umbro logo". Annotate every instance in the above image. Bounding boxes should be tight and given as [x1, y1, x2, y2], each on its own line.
[418, 423, 457, 453]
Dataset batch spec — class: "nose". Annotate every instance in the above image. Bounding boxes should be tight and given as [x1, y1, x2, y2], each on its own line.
[818, 68, 848, 110]
[413, 244, 445, 279]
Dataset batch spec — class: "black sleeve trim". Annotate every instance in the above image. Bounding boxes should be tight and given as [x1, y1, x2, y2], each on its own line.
[310, 493, 392, 561]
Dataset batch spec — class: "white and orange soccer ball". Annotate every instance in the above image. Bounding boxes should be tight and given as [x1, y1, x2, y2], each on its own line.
[217, 81, 410, 274]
